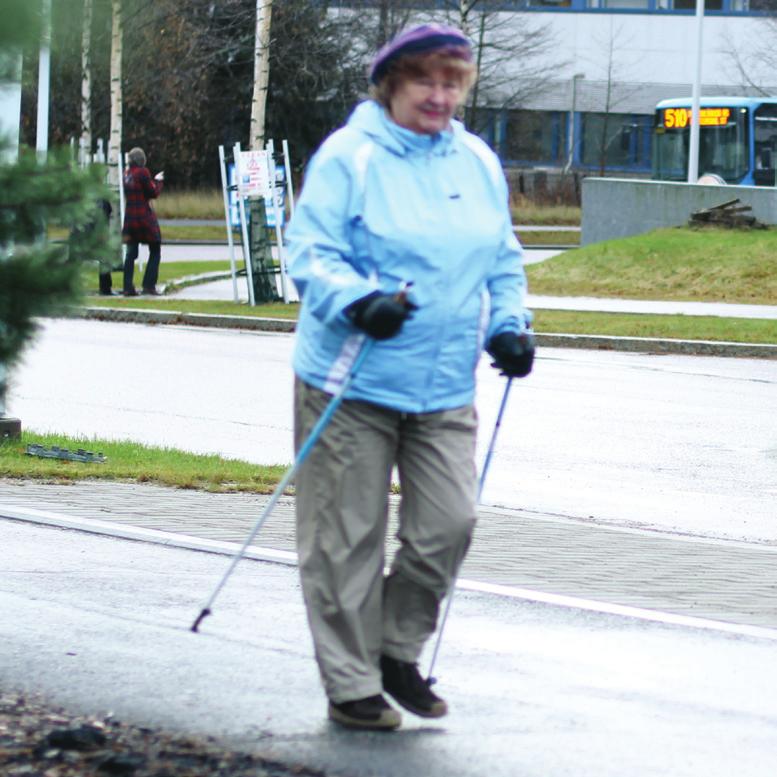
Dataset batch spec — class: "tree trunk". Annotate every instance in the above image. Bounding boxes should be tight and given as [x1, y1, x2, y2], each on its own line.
[465, 12, 486, 131]
[80, 0, 93, 164]
[249, 0, 273, 151]
[377, 0, 389, 48]
[108, 0, 123, 187]
[459, 0, 474, 40]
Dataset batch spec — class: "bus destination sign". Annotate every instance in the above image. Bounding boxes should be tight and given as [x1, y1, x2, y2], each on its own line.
[661, 107, 732, 129]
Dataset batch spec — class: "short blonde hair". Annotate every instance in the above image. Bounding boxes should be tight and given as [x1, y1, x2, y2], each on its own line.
[370, 50, 477, 109]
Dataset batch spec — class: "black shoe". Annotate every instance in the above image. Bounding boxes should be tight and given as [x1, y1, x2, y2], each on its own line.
[380, 655, 448, 718]
[141, 287, 160, 296]
[99, 290, 118, 296]
[123, 288, 138, 297]
[328, 694, 401, 730]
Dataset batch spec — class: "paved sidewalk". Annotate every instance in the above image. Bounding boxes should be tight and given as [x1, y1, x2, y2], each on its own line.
[527, 294, 777, 320]
[3, 479, 777, 632]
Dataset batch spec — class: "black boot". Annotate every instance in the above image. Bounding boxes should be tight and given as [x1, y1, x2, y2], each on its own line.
[328, 694, 401, 730]
[380, 655, 448, 718]
[98, 272, 115, 295]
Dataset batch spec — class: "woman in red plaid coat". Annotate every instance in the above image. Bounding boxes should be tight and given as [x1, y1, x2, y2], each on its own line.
[122, 147, 164, 295]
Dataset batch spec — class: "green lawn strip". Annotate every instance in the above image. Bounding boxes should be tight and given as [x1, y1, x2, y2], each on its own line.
[163, 224, 582, 245]
[519, 230, 580, 246]
[153, 191, 584, 227]
[82, 296, 777, 344]
[81, 261, 235, 293]
[74, 226, 777, 344]
[153, 190, 224, 220]
[163, 224, 233, 242]
[1, 431, 287, 493]
[510, 203, 581, 226]
[534, 309, 777, 344]
[527, 227, 777, 304]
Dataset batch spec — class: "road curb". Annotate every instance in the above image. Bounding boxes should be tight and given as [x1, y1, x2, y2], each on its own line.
[72, 306, 296, 333]
[68, 307, 777, 358]
[534, 331, 777, 359]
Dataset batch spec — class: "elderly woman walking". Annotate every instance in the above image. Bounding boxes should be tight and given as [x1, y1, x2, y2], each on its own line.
[285, 23, 535, 731]
[122, 147, 164, 296]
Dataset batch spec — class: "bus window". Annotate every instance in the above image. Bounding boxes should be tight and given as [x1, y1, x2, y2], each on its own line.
[754, 104, 777, 186]
[653, 106, 748, 184]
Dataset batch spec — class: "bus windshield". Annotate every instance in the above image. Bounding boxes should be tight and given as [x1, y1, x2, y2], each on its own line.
[653, 106, 749, 183]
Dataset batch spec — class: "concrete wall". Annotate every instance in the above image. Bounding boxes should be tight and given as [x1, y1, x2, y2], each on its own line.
[581, 178, 777, 245]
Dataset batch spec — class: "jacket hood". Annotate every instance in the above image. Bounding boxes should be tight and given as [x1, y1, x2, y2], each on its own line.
[347, 100, 461, 158]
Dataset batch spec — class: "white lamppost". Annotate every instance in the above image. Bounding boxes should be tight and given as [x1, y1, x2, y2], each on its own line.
[36, 0, 52, 161]
[687, 0, 704, 182]
[565, 73, 585, 174]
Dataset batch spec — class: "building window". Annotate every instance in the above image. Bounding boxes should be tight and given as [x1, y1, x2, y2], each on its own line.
[580, 113, 650, 170]
[673, 0, 723, 9]
[503, 110, 567, 164]
[586, 0, 650, 8]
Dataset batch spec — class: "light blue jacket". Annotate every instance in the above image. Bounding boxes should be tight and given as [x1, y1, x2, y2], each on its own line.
[286, 100, 531, 414]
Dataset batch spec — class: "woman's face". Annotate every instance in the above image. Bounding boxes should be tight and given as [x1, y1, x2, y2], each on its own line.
[389, 66, 463, 135]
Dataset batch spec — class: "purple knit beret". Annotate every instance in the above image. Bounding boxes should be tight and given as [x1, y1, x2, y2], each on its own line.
[369, 23, 472, 85]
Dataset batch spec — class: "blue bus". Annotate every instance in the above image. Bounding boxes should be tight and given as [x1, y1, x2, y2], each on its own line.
[653, 96, 777, 186]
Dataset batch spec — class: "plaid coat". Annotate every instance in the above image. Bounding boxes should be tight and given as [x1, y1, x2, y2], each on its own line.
[122, 165, 162, 244]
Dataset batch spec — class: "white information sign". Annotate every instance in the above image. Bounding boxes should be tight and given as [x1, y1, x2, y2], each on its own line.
[238, 149, 272, 198]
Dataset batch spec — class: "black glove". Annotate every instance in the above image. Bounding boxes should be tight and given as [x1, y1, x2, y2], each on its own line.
[346, 291, 417, 340]
[486, 331, 536, 378]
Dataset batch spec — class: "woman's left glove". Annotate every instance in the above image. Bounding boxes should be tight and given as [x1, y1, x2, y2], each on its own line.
[486, 331, 536, 378]
[346, 291, 418, 340]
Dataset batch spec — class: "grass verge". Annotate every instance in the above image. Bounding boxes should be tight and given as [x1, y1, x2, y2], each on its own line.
[85, 296, 300, 319]
[77, 226, 777, 344]
[153, 189, 224, 220]
[0, 431, 287, 493]
[510, 201, 581, 225]
[81, 261, 235, 293]
[154, 190, 584, 227]
[163, 224, 233, 241]
[519, 230, 580, 247]
[533, 309, 777, 344]
[82, 297, 777, 344]
[527, 226, 777, 303]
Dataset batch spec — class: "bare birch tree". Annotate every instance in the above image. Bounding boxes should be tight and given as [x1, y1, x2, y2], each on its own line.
[436, 1, 562, 136]
[108, 0, 122, 186]
[721, 22, 777, 96]
[583, 19, 639, 176]
[249, 0, 272, 150]
[80, 0, 93, 164]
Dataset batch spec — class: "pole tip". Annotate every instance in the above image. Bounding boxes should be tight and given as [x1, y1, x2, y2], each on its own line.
[190, 608, 211, 633]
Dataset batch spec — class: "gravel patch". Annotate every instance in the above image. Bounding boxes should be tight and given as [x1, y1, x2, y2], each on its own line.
[0, 690, 328, 777]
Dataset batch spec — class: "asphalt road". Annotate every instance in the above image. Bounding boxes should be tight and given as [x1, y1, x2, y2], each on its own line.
[3, 518, 777, 777]
[8, 318, 777, 543]
[5, 318, 777, 775]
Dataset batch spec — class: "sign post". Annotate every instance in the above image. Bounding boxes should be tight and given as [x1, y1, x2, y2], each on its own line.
[218, 145, 240, 303]
[265, 140, 289, 303]
[233, 142, 256, 306]
[282, 138, 295, 218]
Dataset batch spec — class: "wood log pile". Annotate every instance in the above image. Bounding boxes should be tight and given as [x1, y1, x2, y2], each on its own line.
[689, 199, 767, 229]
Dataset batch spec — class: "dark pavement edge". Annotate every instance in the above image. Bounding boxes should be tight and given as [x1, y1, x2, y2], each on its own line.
[68, 307, 777, 360]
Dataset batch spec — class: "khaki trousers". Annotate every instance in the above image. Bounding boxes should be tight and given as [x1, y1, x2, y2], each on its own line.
[294, 378, 478, 703]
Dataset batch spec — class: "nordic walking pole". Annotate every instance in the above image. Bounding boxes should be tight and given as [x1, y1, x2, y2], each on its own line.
[191, 337, 373, 633]
[426, 376, 514, 682]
